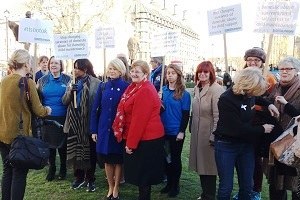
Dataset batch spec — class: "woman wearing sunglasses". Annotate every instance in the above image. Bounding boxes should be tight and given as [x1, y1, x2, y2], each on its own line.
[189, 61, 224, 200]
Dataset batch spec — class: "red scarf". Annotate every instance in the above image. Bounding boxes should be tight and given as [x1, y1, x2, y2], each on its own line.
[113, 79, 147, 142]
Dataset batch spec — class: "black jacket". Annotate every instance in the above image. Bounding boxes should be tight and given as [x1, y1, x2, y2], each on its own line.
[213, 88, 270, 143]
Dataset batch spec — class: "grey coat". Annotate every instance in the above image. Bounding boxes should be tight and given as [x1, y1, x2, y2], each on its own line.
[189, 82, 224, 175]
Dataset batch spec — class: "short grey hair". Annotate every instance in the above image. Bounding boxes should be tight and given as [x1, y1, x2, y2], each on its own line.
[108, 58, 126, 76]
[151, 57, 163, 64]
[278, 56, 300, 72]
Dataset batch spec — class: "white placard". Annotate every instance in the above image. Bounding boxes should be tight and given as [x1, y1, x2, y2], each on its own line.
[150, 30, 180, 57]
[254, 1, 299, 35]
[95, 27, 115, 48]
[18, 18, 53, 43]
[53, 33, 89, 60]
[207, 4, 242, 36]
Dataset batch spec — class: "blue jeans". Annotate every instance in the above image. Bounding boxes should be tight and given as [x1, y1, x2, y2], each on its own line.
[215, 139, 254, 200]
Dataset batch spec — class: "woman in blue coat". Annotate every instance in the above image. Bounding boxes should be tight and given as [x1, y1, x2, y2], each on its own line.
[90, 58, 129, 200]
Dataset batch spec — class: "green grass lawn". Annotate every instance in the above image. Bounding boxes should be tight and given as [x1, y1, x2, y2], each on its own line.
[0, 133, 273, 200]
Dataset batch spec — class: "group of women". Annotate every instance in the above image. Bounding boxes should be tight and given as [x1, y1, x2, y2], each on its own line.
[1, 48, 300, 200]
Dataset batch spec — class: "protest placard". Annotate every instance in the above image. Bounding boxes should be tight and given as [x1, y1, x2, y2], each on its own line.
[53, 33, 89, 60]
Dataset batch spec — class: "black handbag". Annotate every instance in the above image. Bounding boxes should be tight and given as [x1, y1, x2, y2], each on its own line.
[9, 77, 50, 170]
[9, 135, 50, 170]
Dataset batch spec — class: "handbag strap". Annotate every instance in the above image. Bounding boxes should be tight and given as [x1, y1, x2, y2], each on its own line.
[296, 116, 300, 141]
[18, 77, 33, 135]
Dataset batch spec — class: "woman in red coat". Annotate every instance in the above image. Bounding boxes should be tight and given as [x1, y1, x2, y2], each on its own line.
[113, 60, 165, 200]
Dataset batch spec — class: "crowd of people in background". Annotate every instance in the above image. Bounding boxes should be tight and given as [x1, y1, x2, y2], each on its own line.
[1, 47, 300, 200]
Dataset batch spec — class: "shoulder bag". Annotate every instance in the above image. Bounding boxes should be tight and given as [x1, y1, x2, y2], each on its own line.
[270, 115, 300, 167]
[9, 77, 50, 170]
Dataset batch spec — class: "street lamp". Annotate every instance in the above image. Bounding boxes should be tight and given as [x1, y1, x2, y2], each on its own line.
[4, 9, 10, 62]
[182, 10, 187, 21]
[162, 0, 167, 10]
[173, 4, 178, 16]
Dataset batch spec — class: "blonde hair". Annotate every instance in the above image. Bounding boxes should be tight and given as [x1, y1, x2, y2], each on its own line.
[7, 49, 31, 70]
[131, 60, 150, 77]
[232, 67, 269, 96]
[108, 58, 126, 76]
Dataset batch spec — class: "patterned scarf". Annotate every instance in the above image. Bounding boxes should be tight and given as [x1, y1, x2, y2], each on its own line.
[113, 79, 147, 142]
[66, 75, 91, 169]
[274, 75, 300, 115]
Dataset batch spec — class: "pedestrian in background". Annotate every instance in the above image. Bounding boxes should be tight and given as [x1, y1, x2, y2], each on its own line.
[37, 56, 71, 181]
[113, 60, 165, 200]
[189, 61, 224, 200]
[90, 58, 129, 200]
[150, 56, 163, 92]
[63, 59, 100, 192]
[35, 55, 49, 83]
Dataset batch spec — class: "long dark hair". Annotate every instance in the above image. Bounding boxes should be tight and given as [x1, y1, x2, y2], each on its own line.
[74, 59, 96, 77]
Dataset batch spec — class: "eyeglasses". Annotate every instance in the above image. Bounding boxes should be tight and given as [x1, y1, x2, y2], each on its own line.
[246, 59, 262, 63]
[278, 68, 295, 72]
[198, 70, 209, 74]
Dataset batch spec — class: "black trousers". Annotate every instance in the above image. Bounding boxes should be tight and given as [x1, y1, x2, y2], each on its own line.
[200, 175, 216, 200]
[269, 184, 300, 200]
[165, 135, 184, 189]
[48, 139, 67, 173]
[74, 137, 97, 182]
[0, 141, 29, 200]
[138, 185, 151, 200]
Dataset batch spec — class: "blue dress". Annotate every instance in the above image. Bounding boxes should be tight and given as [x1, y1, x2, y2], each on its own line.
[90, 78, 129, 156]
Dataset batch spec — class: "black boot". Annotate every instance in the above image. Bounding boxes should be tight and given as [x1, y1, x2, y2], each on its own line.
[138, 185, 151, 200]
[46, 165, 56, 181]
[58, 166, 66, 180]
[160, 184, 171, 194]
[168, 181, 180, 198]
[58, 144, 67, 180]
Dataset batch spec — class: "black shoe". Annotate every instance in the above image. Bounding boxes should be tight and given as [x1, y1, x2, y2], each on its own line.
[104, 194, 112, 200]
[160, 184, 171, 194]
[168, 186, 179, 198]
[71, 180, 87, 189]
[46, 172, 55, 181]
[86, 181, 96, 192]
[111, 196, 120, 200]
[46, 166, 56, 181]
[58, 169, 66, 180]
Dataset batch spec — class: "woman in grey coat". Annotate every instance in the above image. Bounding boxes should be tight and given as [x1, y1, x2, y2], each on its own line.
[189, 61, 224, 200]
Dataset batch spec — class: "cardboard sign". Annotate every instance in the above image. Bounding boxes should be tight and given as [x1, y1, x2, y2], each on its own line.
[207, 4, 243, 36]
[53, 33, 89, 60]
[95, 27, 115, 48]
[18, 18, 53, 43]
[254, 1, 299, 35]
[150, 30, 180, 57]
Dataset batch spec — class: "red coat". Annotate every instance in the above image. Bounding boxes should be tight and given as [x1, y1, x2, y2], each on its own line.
[122, 81, 164, 149]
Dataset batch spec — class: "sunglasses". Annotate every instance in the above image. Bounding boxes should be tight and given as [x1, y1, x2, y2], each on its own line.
[198, 70, 209, 74]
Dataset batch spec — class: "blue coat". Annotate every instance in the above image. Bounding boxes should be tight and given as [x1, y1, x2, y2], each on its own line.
[90, 78, 129, 155]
